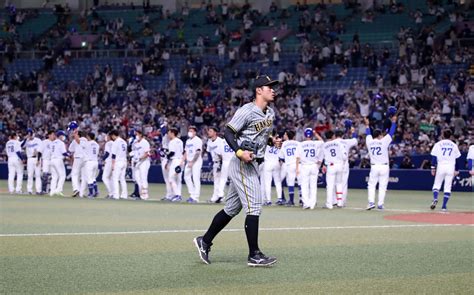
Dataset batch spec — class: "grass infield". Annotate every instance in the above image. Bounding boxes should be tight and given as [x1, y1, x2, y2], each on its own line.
[1, 180, 473, 294]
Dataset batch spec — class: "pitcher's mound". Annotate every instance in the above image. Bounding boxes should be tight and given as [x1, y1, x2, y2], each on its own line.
[385, 212, 474, 225]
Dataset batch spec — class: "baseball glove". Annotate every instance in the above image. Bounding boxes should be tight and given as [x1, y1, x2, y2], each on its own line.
[240, 140, 258, 154]
[174, 166, 182, 174]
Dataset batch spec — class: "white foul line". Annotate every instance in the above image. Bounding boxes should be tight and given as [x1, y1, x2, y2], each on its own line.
[0, 224, 472, 238]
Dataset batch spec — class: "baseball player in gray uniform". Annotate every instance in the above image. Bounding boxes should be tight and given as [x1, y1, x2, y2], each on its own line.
[194, 75, 281, 267]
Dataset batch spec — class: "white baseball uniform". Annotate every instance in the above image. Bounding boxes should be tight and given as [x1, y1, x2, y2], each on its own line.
[334, 137, 358, 205]
[102, 140, 114, 196]
[69, 137, 87, 193]
[6, 139, 24, 193]
[279, 140, 300, 186]
[297, 140, 324, 209]
[431, 139, 461, 194]
[216, 139, 234, 201]
[184, 136, 203, 201]
[168, 137, 184, 197]
[206, 136, 225, 202]
[467, 145, 474, 185]
[39, 138, 53, 193]
[111, 137, 128, 199]
[84, 140, 99, 186]
[366, 134, 392, 206]
[132, 138, 151, 199]
[160, 134, 172, 199]
[322, 139, 347, 208]
[263, 145, 282, 202]
[25, 137, 42, 194]
[40, 139, 52, 174]
[49, 139, 67, 195]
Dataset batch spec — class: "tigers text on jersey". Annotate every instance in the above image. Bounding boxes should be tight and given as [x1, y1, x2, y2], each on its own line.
[40, 139, 53, 160]
[206, 137, 224, 161]
[264, 145, 280, 162]
[69, 137, 88, 158]
[430, 139, 461, 164]
[111, 137, 128, 160]
[85, 140, 100, 162]
[6, 140, 22, 160]
[132, 138, 151, 161]
[50, 139, 67, 159]
[323, 139, 347, 164]
[297, 140, 324, 164]
[226, 102, 275, 159]
[279, 140, 300, 164]
[185, 136, 203, 160]
[168, 137, 184, 160]
[365, 135, 392, 165]
[25, 137, 42, 158]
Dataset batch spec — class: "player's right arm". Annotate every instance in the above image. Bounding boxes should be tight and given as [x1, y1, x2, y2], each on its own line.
[430, 143, 439, 176]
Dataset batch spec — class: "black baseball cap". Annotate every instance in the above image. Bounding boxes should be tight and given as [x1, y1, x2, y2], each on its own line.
[254, 75, 279, 88]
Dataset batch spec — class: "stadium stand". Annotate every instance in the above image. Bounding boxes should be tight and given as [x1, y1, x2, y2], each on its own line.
[0, 0, 472, 167]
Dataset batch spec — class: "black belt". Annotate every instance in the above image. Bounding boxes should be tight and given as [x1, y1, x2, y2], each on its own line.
[371, 163, 388, 165]
[29, 156, 37, 158]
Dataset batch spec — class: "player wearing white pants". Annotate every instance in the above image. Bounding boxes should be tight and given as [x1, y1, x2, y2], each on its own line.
[69, 131, 88, 197]
[296, 128, 324, 209]
[49, 131, 68, 196]
[39, 131, 54, 194]
[263, 142, 282, 205]
[110, 130, 128, 200]
[166, 128, 184, 201]
[364, 116, 397, 210]
[279, 130, 300, 206]
[159, 131, 173, 200]
[322, 130, 347, 209]
[184, 126, 203, 203]
[206, 127, 226, 203]
[6, 133, 24, 194]
[131, 130, 151, 200]
[430, 130, 461, 211]
[333, 129, 358, 206]
[102, 136, 114, 198]
[83, 132, 100, 198]
[468, 145, 474, 186]
[24, 130, 42, 194]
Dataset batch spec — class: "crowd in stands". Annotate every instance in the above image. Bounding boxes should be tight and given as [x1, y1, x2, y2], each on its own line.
[0, 0, 473, 168]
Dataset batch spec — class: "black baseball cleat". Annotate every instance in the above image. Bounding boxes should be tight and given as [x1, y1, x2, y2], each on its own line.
[193, 236, 212, 265]
[430, 199, 438, 210]
[71, 190, 79, 198]
[248, 251, 277, 267]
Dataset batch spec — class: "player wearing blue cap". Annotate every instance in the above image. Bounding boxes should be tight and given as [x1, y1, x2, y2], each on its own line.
[296, 128, 324, 209]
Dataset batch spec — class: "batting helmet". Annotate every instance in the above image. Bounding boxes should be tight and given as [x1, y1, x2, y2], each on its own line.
[128, 129, 136, 138]
[26, 128, 34, 135]
[304, 128, 313, 138]
[67, 121, 78, 131]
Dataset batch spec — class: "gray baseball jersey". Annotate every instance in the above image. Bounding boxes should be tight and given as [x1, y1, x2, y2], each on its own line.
[224, 102, 275, 217]
[227, 102, 275, 159]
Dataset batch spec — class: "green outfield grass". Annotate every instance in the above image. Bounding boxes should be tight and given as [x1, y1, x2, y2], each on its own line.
[1, 180, 473, 294]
